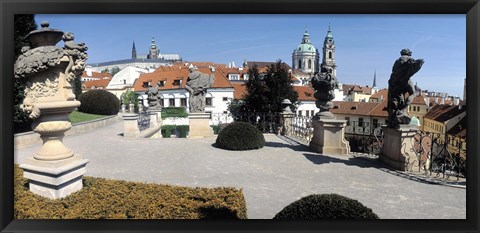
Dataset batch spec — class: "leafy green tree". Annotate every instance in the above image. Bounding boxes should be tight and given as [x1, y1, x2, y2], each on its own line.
[239, 60, 298, 113]
[14, 15, 37, 133]
[110, 66, 121, 76]
[101, 68, 110, 74]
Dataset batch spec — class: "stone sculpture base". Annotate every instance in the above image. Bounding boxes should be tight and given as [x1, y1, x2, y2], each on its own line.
[20, 155, 89, 199]
[188, 113, 214, 139]
[379, 125, 417, 171]
[309, 117, 350, 155]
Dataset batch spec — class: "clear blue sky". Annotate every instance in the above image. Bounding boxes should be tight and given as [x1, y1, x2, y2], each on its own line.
[35, 14, 466, 98]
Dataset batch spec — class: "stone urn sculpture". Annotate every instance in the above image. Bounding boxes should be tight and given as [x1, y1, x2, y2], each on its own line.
[15, 21, 89, 199]
[309, 66, 350, 155]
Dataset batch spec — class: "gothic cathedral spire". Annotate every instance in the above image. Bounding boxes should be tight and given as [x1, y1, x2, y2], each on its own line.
[132, 41, 137, 59]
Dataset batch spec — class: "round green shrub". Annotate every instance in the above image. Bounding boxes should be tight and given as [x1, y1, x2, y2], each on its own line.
[215, 122, 265, 150]
[161, 124, 176, 138]
[273, 194, 379, 220]
[78, 90, 120, 115]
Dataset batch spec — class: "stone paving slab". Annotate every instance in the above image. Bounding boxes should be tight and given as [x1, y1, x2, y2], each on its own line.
[14, 121, 466, 219]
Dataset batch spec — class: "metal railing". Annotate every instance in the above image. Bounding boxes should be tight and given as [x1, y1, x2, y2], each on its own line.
[137, 112, 151, 132]
[210, 112, 281, 134]
[282, 116, 466, 180]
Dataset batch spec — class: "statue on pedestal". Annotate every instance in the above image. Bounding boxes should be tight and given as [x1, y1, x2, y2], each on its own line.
[145, 84, 161, 109]
[387, 49, 424, 128]
[185, 66, 215, 113]
[311, 66, 339, 119]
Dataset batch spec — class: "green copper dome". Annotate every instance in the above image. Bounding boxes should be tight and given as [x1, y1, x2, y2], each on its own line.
[296, 44, 316, 52]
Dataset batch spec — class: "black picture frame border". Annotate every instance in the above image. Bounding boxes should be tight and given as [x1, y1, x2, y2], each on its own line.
[1, 0, 478, 232]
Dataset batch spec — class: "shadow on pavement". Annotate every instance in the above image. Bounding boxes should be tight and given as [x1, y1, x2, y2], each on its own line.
[303, 153, 383, 169]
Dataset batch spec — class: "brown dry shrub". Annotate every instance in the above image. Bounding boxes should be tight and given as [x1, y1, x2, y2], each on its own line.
[14, 165, 247, 219]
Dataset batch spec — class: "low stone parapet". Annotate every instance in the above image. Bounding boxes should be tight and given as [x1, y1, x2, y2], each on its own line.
[14, 115, 121, 149]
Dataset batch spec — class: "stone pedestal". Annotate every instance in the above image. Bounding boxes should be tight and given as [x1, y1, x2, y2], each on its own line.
[15, 21, 90, 199]
[309, 117, 350, 155]
[123, 114, 140, 138]
[280, 112, 294, 136]
[188, 113, 213, 138]
[20, 155, 89, 199]
[379, 125, 418, 171]
[129, 103, 135, 113]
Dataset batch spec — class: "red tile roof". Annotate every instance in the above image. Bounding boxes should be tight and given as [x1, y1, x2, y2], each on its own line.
[134, 65, 233, 92]
[330, 101, 379, 116]
[82, 71, 112, 79]
[424, 104, 466, 122]
[83, 77, 112, 89]
[232, 83, 247, 100]
[294, 86, 315, 101]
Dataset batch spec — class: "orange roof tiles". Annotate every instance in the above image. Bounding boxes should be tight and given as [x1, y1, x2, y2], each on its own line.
[83, 77, 112, 89]
[134, 65, 233, 92]
[424, 104, 466, 122]
[330, 101, 379, 116]
[232, 83, 247, 100]
[294, 86, 315, 101]
[369, 99, 389, 117]
[82, 71, 112, 79]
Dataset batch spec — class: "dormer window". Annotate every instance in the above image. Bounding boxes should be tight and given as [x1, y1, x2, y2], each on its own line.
[229, 74, 239, 80]
[173, 79, 181, 86]
[142, 82, 150, 88]
[157, 81, 165, 87]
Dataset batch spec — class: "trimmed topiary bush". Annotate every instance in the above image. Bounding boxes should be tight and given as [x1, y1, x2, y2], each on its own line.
[161, 124, 176, 138]
[78, 90, 120, 115]
[273, 194, 379, 220]
[215, 122, 265, 150]
[177, 125, 189, 138]
[14, 165, 247, 219]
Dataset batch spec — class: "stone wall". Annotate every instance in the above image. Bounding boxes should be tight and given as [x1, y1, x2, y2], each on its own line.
[14, 115, 121, 149]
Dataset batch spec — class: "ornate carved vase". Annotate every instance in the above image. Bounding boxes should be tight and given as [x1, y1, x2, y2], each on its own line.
[15, 21, 89, 199]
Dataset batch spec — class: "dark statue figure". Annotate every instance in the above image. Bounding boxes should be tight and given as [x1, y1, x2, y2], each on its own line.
[311, 66, 339, 119]
[387, 48, 424, 128]
[145, 84, 161, 109]
[185, 66, 215, 113]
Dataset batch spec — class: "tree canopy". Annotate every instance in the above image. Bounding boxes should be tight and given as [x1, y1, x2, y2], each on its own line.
[238, 60, 298, 114]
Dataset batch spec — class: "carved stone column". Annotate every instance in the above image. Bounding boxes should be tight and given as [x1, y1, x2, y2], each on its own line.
[309, 117, 350, 155]
[15, 22, 89, 199]
[379, 125, 418, 171]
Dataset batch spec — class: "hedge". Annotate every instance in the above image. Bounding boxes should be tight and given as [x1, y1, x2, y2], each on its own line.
[215, 122, 265, 151]
[273, 194, 379, 220]
[161, 107, 188, 119]
[14, 165, 247, 219]
[78, 90, 120, 115]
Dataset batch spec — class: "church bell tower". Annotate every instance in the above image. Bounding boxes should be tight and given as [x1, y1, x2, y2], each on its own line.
[321, 24, 337, 78]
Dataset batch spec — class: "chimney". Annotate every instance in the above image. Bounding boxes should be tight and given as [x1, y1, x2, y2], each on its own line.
[86, 67, 92, 76]
[440, 98, 445, 104]
[435, 97, 439, 104]
[424, 97, 430, 106]
[454, 97, 460, 105]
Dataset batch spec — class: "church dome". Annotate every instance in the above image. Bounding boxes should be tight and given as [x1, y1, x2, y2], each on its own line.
[296, 43, 316, 53]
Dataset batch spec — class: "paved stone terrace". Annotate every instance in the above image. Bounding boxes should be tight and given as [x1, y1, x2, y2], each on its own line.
[14, 121, 466, 219]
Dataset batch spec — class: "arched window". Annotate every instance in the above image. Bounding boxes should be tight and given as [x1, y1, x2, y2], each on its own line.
[298, 59, 302, 69]
[308, 59, 312, 69]
[328, 51, 332, 59]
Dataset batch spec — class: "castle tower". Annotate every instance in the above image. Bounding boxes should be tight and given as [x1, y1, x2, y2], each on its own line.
[292, 28, 320, 75]
[148, 35, 159, 59]
[321, 24, 337, 78]
[132, 41, 137, 59]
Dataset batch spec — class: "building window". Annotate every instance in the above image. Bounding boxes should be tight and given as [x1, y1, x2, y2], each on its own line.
[123, 79, 126, 84]
[373, 119, 378, 128]
[298, 110, 302, 116]
[306, 111, 310, 117]
[206, 97, 212, 106]
[345, 117, 350, 126]
[298, 59, 302, 69]
[244, 74, 249, 79]
[142, 82, 149, 88]
[180, 98, 187, 107]
[169, 99, 175, 107]
[223, 97, 228, 101]
[328, 51, 332, 59]
[157, 81, 165, 87]
[311, 110, 314, 117]
[229, 74, 239, 80]
[173, 80, 181, 86]
[308, 59, 312, 69]
[160, 99, 164, 107]
[358, 118, 364, 127]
